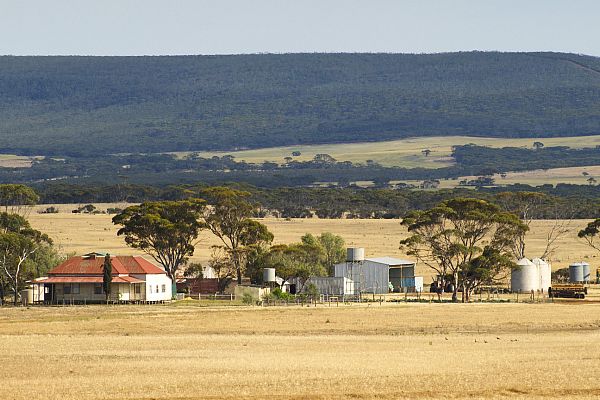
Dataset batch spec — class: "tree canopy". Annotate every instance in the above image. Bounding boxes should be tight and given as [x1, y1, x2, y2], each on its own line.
[400, 198, 526, 302]
[112, 199, 206, 281]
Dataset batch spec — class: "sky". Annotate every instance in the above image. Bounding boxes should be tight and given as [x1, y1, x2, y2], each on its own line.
[1, 0, 599, 56]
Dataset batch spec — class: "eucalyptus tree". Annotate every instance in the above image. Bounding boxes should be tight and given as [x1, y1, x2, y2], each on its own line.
[401, 198, 526, 302]
[112, 199, 206, 285]
[202, 187, 273, 283]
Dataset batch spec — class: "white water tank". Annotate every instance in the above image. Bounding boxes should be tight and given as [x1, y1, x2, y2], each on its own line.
[263, 268, 276, 283]
[511, 258, 539, 292]
[346, 248, 365, 262]
[533, 258, 551, 293]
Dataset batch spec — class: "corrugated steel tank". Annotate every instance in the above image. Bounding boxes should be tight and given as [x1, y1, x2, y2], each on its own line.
[569, 262, 588, 283]
[346, 248, 365, 262]
[511, 258, 539, 292]
[263, 268, 276, 283]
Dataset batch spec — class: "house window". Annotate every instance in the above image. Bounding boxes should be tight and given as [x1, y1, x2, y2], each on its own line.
[148, 285, 152, 294]
[135, 284, 141, 294]
[72, 283, 80, 294]
[161, 284, 166, 293]
[94, 284, 102, 295]
[63, 284, 71, 294]
[156, 285, 159, 293]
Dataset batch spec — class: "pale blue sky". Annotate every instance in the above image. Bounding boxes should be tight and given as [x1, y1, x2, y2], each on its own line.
[1, 0, 599, 56]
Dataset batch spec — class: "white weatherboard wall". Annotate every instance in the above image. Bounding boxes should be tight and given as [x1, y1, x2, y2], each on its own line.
[142, 274, 172, 301]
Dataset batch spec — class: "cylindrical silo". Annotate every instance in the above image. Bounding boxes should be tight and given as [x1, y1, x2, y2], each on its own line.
[511, 258, 539, 292]
[263, 268, 276, 283]
[533, 258, 551, 293]
[346, 248, 365, 262]
[569, 263, 586, 283]
[582, 263, 591, 283]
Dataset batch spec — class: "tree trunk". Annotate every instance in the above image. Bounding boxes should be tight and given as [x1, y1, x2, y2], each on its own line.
[13, 276, 18, 306]
[452, 273, 459, 302]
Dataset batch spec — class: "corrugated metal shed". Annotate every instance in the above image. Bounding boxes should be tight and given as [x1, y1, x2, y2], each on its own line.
[334, 256, 417, 294]
[305, 277, 355, 295]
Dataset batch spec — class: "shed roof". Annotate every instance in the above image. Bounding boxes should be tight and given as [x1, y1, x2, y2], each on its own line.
[365, 257, 415, 266]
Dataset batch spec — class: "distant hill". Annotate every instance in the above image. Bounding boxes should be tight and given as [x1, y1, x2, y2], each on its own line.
[2, 52, 600, 156]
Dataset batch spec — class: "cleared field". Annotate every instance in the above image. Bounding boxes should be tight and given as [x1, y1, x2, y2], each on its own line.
[0, 154, 38, 168]
[175, 134, 600, 168]
[384, 165, 600, 190]
[28, 205, 597, 279]
[1, 303, 600, 399]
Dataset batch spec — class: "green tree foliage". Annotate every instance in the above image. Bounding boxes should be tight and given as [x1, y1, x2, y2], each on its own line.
[202, 188, 273, 283]
[262, 243, 327, 290]
[578, 218, 600, 253]
[0, 212, 52, 305]
[0, 184, 39, 215]
[301, 232, 345, 275]
[112, 199, 206, 281]
[102, 254, 112, 302]
[400, 198, 526, 302]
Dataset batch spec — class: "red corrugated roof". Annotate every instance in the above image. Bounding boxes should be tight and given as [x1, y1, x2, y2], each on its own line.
[34, 276, 103, 283]
[112, 276, 145, 284]
[49, 255, 165, 276]
[33, 276, 146, 284]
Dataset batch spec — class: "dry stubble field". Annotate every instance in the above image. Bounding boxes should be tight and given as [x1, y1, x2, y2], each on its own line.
[28, 205, 597, 280]
[1, 303, 600, 399]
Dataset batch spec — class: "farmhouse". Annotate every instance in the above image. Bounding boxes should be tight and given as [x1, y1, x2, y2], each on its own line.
[32, 252, 172, 303]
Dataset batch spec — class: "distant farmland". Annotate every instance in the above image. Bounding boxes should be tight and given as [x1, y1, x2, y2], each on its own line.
[180, 134, 600, 168]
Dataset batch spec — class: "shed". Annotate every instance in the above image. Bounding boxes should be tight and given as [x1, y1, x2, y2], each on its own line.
[334, 256, 420, 294]
[305, 277, 355, 296]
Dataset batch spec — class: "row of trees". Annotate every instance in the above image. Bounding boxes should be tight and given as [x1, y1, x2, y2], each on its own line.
[112, 187, 347, 291]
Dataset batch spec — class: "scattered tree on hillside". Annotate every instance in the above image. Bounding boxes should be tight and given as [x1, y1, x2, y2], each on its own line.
[587, 177, 597, 186]
[421, 149, 432, 157]
[533, 141, 544, 150]
[112, 199, 206, 284]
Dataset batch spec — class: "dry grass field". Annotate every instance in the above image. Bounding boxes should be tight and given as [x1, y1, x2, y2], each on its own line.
[28, 205, 598, 280]
[175, 134, 600, 168]
[2, 303, 600, 399]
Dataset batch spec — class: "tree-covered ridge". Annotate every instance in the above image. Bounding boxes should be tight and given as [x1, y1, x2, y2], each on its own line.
[2, 52, 600, 156]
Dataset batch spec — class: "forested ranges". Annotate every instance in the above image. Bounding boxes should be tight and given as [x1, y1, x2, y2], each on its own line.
[34, 183, 600, 219]
[2, 52, 600, 156]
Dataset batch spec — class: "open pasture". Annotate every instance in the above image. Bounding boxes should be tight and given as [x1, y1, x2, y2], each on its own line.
[28, 205, 597, 279]
[1, 303, 600, 399]
[176, 134, 600, 168]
